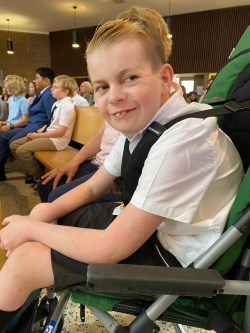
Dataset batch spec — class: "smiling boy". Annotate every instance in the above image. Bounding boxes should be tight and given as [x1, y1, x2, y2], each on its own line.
[0, 7, 243, 328]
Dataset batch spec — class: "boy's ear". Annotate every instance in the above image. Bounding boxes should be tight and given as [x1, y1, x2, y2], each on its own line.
[161, 64, 174, 95]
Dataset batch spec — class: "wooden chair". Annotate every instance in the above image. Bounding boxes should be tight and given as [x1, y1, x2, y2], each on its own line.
[34, 106, 104, 171]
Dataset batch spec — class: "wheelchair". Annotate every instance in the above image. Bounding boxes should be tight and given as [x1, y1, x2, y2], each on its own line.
[29, 163, 250, 333]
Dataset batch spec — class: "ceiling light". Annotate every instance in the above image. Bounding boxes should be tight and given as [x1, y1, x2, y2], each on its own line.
[167, 0, 173, 39]
[6, 19, 14, 54]
[72, 6, 80, 48]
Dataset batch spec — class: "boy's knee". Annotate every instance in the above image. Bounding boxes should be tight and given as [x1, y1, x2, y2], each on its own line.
[9, 141, 17, 153]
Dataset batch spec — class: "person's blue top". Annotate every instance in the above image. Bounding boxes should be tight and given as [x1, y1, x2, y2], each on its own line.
[7, 95, 29, 124]
[28, 86, 56, 126]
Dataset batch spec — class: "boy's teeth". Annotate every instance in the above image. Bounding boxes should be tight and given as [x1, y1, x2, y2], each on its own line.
[115, 111, 126, 117]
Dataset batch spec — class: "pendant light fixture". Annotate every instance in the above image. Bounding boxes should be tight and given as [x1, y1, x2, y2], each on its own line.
[6, 19, 14, 54]
[72, 6, 80, 48]
[167, 0, 173, 39]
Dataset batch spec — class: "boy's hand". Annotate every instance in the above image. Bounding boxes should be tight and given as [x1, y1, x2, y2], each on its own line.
[0, 215, 33, 257]
[27, 132, 39, 140]
[0, 124, 11, 132]
[41, 161, 78, 188]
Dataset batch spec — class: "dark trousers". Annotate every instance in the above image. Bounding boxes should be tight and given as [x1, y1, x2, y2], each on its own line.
[37, 160, 122, 203]
[51, 202, 181, 291]
[0, 123, 45, 167]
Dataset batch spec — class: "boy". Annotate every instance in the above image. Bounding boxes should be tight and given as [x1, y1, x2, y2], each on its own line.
[0, 75, 29, 133]
[10, 75, 76, 187]
[0, 67, 56, 181]
[0, 7, 243, 328]
[0, 75, 29, 180]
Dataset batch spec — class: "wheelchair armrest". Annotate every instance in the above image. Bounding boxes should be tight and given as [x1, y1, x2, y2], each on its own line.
[87, 264, 225, 297]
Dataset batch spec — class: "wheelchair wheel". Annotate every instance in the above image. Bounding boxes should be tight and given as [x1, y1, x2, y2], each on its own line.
[31, 295, 64, 333]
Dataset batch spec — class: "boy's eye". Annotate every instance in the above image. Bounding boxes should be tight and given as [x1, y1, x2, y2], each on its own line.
[124, 75, 138, 83]
[95, 85, 108, 93]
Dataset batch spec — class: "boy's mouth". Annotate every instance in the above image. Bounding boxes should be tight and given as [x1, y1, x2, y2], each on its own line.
[113, 108, 135, 118]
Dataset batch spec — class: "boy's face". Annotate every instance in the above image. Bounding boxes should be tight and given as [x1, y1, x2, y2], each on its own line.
[51, 82, 69, 100]
[34, 73, 50, 92]
[88, 37, 172, 136]
[5, 87, 17, 96]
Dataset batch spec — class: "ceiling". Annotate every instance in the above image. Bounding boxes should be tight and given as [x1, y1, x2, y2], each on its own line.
[0, 0, 249, 34]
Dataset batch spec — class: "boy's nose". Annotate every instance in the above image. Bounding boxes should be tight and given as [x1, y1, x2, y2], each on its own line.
[108, 86, 126, 104]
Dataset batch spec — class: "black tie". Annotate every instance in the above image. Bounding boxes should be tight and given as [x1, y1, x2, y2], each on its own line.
[43, 105, 57, 132]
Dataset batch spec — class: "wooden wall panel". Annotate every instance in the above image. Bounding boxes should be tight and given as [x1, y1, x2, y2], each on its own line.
[50, 6, 250, 76]
[50, 26, 97, 77]
[170, 6, 250, 73]
[0, 31, 50, 84]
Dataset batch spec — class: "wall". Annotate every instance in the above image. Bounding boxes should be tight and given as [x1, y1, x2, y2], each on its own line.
[50, 5, 250, 76]
[0, 5, 249, 85]
[50, 26, 96, 77]
[170, 6, 250, 73]
[0, 31, 51, 85]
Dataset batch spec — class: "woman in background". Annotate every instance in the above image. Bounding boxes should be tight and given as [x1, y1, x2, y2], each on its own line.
[26, 81, 37, 105]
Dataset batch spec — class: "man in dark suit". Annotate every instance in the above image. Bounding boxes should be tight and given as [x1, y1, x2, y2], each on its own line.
[0, 67, 56, 181]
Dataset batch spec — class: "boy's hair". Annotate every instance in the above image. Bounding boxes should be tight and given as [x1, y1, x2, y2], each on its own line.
[117, 6, 172, 62]
[53, 75, 76, 97]
[36, 67, 55, 84]
[86, 6, 172, 70]
[4, 75, 27, 95]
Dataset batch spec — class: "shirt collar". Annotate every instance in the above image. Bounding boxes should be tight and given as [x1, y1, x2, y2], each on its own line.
[55, 96, 71, 107]
[12, 95, 23, 101]
[40, 86, 51, 95]
[125, 90, 212, 152]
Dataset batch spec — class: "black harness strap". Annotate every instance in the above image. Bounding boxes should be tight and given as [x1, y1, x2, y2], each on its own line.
[115, 101, 250, 205]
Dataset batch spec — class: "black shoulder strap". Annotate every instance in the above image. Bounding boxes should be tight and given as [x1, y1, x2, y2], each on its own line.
[118, 100, 250, 205]
[164, 100, 250, 131]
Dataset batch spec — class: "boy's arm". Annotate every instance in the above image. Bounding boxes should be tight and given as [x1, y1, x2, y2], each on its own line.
[27, 125, 67, 140]
[41, 123, 105, 187]
[31, 164, 114, 222]
[1, 115, 29, 132]
[2, 198, 163, 263]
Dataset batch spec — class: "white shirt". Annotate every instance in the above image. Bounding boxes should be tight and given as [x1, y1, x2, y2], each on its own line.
[47, 97, 76, 150]
[71, 94, 89, 106]
[104, 91, 243, 267]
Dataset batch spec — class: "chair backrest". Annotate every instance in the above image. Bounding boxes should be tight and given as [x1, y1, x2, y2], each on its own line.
[212, 166, 250, 274]
[71, 106, 104, 145]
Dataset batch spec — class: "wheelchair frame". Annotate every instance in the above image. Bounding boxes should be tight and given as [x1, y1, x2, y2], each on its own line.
[40, 206, 250, 333]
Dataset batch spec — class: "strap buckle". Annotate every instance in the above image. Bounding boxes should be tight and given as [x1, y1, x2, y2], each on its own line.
[224, 101, 244, 112]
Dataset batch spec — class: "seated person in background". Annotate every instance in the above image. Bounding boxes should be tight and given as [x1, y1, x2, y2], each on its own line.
[187, 91, 198, 103]
[1, 87, 11, 103]
[71, 79, 89, 106]
[0, 75, 30, 180]
[0, 75, 29, 133]
[37, 120, 121, 202]
[0, 98, 9, 122]
[26, 81, 37, 105]
[10, 75, 76, 188]
[79, 80, 95, 105]
[0, 7, 243, 329]
[0, 67, 56, 182]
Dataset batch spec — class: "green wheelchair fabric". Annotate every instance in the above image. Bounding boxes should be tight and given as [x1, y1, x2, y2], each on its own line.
[69, 167, 250, 329]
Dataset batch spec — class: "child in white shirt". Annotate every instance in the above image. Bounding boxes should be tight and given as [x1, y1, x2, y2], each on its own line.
[10, 75, 76, 183]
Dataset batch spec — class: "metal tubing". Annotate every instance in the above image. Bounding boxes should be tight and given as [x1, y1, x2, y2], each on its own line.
[172, 323, 188, 333]
[221, 280, 250, 296]
[146, 294, 178, 321]
[194, 226, 242, 269]
[88, 306, 127, 333]
[43, 293, 70, 333]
